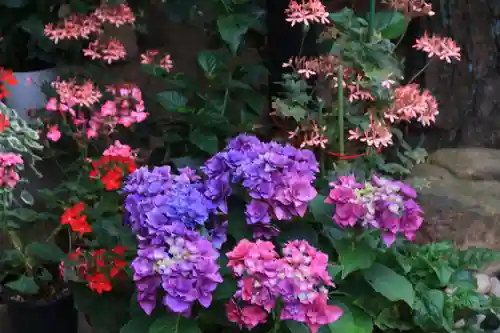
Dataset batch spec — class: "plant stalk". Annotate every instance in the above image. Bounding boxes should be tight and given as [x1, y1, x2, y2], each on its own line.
[337, 64, 345, 156]
[368, 0, 376, 42]
[8, 230, 34, 276]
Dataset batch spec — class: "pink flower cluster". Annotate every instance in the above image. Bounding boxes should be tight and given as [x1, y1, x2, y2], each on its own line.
[413, 32, 461, 63]
[385, 83, 439, 126]
[44, 4, 135, 64]
[46, 80, 147, 139]
[226, 239, 343, 333]
[140, 50, 174, 73]
[102, 140, 135, 158]
[0, 152, 23, 188]
[285, 0, 330, 26]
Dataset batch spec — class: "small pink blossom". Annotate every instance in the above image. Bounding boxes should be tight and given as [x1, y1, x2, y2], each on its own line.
[0, 152, 23, 188]
[47, 125, 61, 142]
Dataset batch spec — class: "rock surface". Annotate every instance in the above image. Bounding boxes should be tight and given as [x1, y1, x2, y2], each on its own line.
[409, 148, 500, 252]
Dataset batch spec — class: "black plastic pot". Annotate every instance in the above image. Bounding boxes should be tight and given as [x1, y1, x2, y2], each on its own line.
[6, 293, 78, 333]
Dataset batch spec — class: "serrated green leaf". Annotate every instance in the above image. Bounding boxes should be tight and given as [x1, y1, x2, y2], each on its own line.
[334, 239, 376, 278]
[156, 91, 189, 112]
[197, 50, 221, 77]
[413, 289, 445, 330]
[362, 263, 415, 306]
[328, 302, 373, 333]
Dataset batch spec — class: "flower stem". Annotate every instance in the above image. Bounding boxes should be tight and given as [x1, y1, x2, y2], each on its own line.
[367, 0, 376, 42]
[408, 59, 433, 84]
[337, 64, 345, 156]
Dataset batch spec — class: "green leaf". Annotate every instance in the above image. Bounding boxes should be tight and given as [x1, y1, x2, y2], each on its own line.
[6, 208, 38, 222]
[197, 50, 221, 77]
[308, 195, 334, 224]
[272, 98, 307, 121]
[227, 197, 252, 241]
[26, 242, 65, 262]
[277, 223, 319, 248]
[362, 263, 415, 306]
[413, 289, 445, 330]
[189, 129, 218, 154]
[213, 278, 237, 300]
[20, 190, 34, 206]
[149, 314, 200, 333]
[334, 239, 376, 278]
[121, 316, 155, 333]
[156, 91, 189, 112]
[217, 15, 250, 54]
[373, 11, 408, 39]
[0, 0, 27, 8]
[285, 321, 309, 333]
[5, 276, 39, 295]
[328, 303, 373, 333]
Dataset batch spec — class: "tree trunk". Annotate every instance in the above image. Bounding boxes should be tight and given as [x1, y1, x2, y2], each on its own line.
[423, 0, 500, 148]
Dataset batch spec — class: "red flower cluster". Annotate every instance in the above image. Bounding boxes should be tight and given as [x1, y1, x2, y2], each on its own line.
[89, 140, 136, 191]
[90, 155, 136, 190]
[62, 245, 127, 294]
[61, 202, 92, 236]
[0, 114, 9, 133]
[0, 67, 18, 100]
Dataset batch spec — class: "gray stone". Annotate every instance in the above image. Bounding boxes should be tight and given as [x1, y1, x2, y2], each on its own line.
[429, 148, 500, 181]
[409, 148, 500, 251]
[475, 273, 492, 294]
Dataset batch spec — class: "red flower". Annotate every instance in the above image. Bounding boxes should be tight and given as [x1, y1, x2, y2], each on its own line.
[100, 165, 124, 190]
[110, 258, 127, 277]
[112, 245, 126, 256]
[61, 202, 91, 236]
[87, 273, 112, 294]
[90, 155, 136, 191]
[91, 249, 106, 267]
[0, 114, 9, 132]
[0, 67, 18, 99]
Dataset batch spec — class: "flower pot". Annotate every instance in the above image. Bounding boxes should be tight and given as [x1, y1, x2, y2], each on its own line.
[3, 67, 58, 120]
[5, 293, 78, 333]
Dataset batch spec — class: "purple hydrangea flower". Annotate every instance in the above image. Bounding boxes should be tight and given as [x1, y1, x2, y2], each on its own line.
[123, 166, 227, 245]
[325, 174, 424, 247]
[131, 225, 222, 315]
[201, 134, 319, 234]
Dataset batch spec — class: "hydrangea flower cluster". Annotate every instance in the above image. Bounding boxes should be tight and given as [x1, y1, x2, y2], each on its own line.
[202, 134, 319, 238]
[123, 166, 226, 315]
[325, 175, 423, 246]
[226, 239, 343, 333]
